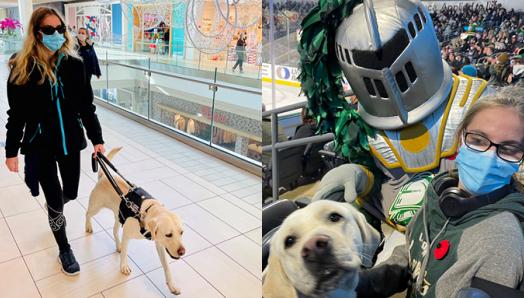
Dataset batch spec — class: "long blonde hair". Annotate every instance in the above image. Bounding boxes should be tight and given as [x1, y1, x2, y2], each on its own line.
[9, 7, 79, 85]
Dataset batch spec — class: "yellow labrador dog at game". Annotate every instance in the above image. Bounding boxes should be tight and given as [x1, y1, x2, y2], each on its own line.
[85, 147, 185, 295]
[263, 201, 380, 298]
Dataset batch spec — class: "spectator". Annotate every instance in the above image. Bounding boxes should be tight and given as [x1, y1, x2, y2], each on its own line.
[460, 64, 478, 77]
[76, 27, 101, 81]
[509, 52, 524, 86]
[489, 52, 512, 86]
[293, 108, 316, 140]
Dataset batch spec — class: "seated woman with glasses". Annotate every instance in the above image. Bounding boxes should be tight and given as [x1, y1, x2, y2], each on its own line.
[356, 86, 524, 298]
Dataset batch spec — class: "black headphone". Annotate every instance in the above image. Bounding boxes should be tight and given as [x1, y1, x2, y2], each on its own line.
[434, 172, 511, 218]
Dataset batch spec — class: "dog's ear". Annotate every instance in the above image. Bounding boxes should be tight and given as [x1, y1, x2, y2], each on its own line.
[347, 205, 381, 268]
[263, 251, 297, 298]
[145, 217, 159, 240]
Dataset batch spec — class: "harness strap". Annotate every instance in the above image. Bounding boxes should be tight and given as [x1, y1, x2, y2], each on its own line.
[96, 154, 125, 198]
[96, 153, 135, 188]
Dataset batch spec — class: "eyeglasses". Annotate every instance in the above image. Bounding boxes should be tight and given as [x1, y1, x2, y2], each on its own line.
[39, 25, 66, 35]
[463, 131, 524, 163]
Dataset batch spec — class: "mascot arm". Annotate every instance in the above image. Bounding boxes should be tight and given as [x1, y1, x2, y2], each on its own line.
[312, 164, 374, 203]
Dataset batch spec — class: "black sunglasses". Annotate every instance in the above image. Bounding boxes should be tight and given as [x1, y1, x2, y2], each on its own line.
[38, 25, 66, 35]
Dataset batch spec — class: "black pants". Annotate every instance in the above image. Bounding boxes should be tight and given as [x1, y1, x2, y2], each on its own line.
[35, 150, 81, 253]
[233, 58, 244, 71]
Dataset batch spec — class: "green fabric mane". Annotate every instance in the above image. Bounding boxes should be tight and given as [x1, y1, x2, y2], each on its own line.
[298, 0, 380, 177]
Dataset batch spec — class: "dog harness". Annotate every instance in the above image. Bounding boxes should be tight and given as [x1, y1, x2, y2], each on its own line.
[117, 187, 154, 240]
[93, 153, 153, 240]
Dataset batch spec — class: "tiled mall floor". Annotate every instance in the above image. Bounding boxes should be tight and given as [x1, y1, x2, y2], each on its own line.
[0, 58, 261, 298]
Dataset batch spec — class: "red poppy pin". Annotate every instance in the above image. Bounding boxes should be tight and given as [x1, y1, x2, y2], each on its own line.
[434, 240, 450, 260]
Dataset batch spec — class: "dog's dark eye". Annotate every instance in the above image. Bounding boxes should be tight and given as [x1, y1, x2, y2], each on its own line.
[180, 230, 184, 235]
[284, 236, 296, 248]
[328, 212, 343, 223]
[166, 233, 173, 238]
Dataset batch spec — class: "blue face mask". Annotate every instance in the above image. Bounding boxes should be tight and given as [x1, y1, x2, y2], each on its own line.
[455, 145, 520, 195]
[42, 31, 65, 53]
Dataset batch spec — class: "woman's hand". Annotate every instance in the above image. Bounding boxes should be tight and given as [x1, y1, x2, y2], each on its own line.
[5, 157, 19, 172]
[93, 144, 106, 158]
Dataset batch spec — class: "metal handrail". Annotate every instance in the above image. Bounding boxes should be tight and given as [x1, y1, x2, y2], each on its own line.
[101, 59, 261, 95]
[262, 133, 333, 152]
[262, 101, 306, 117]
[264, 100, 334, 200]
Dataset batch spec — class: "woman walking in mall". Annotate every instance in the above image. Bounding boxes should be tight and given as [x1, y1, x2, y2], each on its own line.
[76, 27, 101, 81]
[4, 7, 105, 276]
[232, 32, 247, 73]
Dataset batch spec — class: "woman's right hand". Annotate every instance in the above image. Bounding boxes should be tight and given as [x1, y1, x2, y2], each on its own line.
[5, 157, 19, 172]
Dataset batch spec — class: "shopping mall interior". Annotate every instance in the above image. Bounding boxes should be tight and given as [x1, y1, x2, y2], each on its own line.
[0, 0, 261, 297]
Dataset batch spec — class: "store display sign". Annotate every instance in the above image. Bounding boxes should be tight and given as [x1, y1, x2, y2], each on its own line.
[172, 2, 185, 55]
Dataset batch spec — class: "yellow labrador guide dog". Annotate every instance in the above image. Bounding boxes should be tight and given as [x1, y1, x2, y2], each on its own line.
[85, 148, 185, 295]
[263, 200, 380, 298]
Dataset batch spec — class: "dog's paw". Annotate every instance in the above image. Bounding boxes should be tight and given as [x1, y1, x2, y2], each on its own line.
[85, 223, 93, 233]
[167, 284, 181, 295]
[120, 264, 132, 275]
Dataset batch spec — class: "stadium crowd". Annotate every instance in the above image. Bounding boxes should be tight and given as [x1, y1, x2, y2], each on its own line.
[263, 0, 524, 86]
[429, 1, 524, 86]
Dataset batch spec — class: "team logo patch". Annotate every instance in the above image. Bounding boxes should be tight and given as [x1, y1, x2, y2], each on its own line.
[389, 172, 434, 226]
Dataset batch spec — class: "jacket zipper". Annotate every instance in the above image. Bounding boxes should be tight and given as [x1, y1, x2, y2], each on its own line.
[50, 76, 68, 156]
[28, 123, 42, 143]
[56, 97, 68, 156]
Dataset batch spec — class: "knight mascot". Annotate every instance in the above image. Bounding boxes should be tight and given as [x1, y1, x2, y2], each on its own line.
[299, 0, 491, 230]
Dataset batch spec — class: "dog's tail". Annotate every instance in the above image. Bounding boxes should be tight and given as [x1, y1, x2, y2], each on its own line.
[98, 147, 123, 179]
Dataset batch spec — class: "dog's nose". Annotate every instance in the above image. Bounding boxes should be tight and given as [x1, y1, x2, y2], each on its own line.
[302, 235, 331, 260]
[178, 246, 186, 256]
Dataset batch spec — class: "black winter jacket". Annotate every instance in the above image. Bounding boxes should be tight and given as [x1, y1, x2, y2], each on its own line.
[76, 40, 101, 78]
[5, 54, 104, 158]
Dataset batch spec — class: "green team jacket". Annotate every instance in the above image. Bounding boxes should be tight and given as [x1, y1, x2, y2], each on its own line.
[359, 172, 524, 297]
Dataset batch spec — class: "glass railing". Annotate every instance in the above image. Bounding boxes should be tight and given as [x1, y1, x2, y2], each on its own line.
[95, 40, 262, 80]
[93, 53, 262, 166]
[0, 35, 23, 55]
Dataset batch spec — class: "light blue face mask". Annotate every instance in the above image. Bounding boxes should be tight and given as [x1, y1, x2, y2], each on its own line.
[42, 31, 65, 53]
[455, 145, 520, 195]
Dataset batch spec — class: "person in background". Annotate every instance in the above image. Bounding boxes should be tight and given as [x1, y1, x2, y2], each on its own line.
[489, 52, 512, 86]
[162, 22, 170, 55]
[76, 27, 101, 81]
[232, 32, 247, 73]
[460, 64, 478, 77]
[293, 108, 317, 140]
[4, 7, 105, 276]
[70, 25, 76, 37]
[509, 52, 524, 86]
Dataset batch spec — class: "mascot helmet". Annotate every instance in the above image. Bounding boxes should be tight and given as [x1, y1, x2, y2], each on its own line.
[335, 0, 452, 129]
